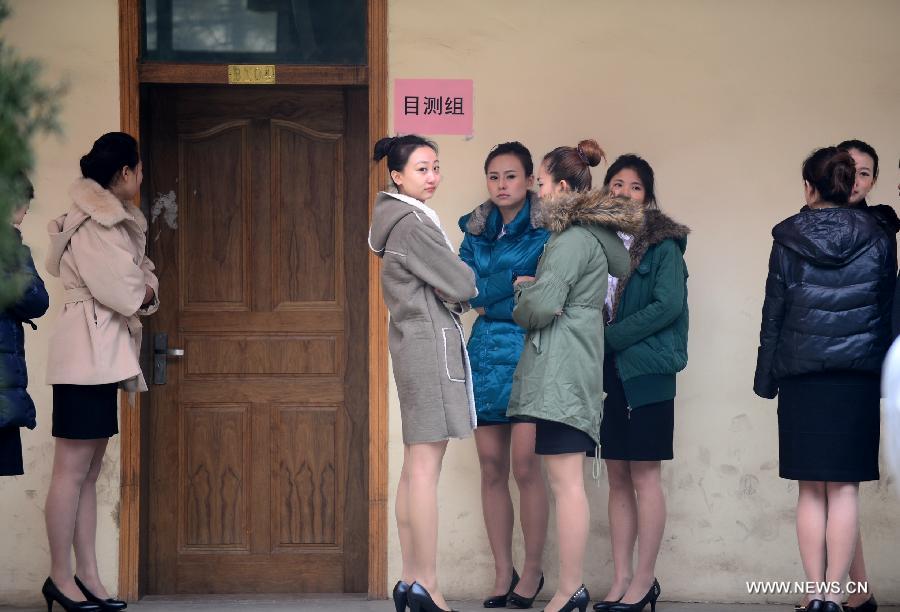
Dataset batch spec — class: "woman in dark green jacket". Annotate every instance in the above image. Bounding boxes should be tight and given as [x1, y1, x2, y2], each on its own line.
[594, 155, 689, 612]
[509, 140, 642, 612]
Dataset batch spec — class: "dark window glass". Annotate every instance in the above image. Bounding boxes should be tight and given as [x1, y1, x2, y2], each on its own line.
[142, 0, 366, 64]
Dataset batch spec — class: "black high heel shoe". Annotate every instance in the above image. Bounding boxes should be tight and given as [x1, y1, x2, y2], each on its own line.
[74, 576, 127, 611]
[408, 582, 458, 612]
[593, 597, 623, 611]
[483, 568, 519, 608]
[608, 579, 661, 612]
[544, 584, 590, 612]
[508, 572, 545, 609]
[844, 596, 878, 612]
[822, 603, 843, 612]
[393, 580, 411, 612]
[41, 578, 100, 612]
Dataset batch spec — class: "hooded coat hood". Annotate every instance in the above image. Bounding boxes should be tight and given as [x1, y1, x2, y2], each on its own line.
[46, 178, 144, 277]
[772, 207, 880, 268]
[462, 194, 545, 237]
[540, 187, 644, 236]
[368, 192, 419, 257]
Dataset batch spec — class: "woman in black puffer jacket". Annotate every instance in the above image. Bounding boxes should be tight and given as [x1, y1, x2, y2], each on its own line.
[0, 174, 49, 476]
[754, 147, 894, 612]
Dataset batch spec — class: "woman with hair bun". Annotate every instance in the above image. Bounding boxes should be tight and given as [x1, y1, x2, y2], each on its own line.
[508, 140, 643, 612]
[754, 147, 894, 612]
[42, 132, 158, 611]
[368, 134, 478, 612]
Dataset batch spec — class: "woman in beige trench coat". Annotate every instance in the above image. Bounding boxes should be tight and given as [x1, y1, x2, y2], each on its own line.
[42, 132, 158, 612]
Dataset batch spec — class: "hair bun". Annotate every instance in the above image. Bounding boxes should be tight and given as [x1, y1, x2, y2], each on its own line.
[373, 136, 399, 162]
[576, 139, 605, 167]
[826, 152, 855, 202]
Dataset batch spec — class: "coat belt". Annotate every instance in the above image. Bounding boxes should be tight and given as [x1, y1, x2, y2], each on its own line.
[63, 286, 143, 338]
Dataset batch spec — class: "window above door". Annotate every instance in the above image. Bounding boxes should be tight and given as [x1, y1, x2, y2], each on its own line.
[142, 0, 366, 65]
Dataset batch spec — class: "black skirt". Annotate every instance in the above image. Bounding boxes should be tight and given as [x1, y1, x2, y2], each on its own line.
[777, 371, 880, 482]
[52, 383, 119, 440]
[0, 426, 24, 476]
[534, 418, 595, 455]
[599, 357, 674, 461]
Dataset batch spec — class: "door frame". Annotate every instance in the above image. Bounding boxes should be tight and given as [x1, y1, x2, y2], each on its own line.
[116, 0, 389, 599]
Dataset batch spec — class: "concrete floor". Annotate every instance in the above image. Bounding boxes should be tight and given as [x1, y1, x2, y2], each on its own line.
[3, 596, 898, 612]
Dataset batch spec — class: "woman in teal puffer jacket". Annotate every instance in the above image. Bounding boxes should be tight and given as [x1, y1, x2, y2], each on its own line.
[459, 142, 551, 608]
[594, 155, 689, 612]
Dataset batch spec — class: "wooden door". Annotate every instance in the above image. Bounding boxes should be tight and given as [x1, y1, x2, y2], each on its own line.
[142, 86, 369, 594]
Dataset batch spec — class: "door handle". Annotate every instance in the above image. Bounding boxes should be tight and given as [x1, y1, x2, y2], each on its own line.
[152, 333, 184, 385]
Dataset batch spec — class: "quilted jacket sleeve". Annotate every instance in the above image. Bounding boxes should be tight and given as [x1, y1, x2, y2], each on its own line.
[8, 242, 49, 322]
[606, 240, 685, 351]
[754, 242, 787, 399]
[459, 233, 514, 309]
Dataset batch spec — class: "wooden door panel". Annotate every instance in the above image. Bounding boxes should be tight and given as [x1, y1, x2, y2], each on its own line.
[180, 404, 250, 550]
[182, 335, 341, 377]
[271, 121, 343, 308]
[273, 405, 343, 548]
[179, 123, 250, 310]
[145, 86, 368, 594]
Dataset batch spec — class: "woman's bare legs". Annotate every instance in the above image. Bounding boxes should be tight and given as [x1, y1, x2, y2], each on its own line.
[73, 439, 112, 599]
[45, 438, 105, 601]
[510, 422, 548, 597]
[543, 453, 588, 612]
[604, 459, 637, 602]
[618, 461, 665, 604]
[407, 440, 450, 609]
[823, 482, 859, 606]
[797, 481, 827, 604]
[475, 425, 515, 596]
[846, 533, 872, 607]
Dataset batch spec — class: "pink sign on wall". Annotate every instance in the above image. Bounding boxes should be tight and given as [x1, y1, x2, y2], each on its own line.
[394, 79, 474, 136]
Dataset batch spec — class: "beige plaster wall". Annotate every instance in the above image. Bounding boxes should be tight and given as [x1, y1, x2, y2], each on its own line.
[2, 0, 899, 606]
[387, 0, 900, 604]
[0, 0, 120, 605]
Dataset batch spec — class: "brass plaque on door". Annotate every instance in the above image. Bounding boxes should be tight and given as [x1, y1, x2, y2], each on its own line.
[227, 65, 276, 85]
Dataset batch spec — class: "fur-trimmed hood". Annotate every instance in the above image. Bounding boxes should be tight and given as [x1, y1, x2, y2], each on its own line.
[461, 194, 544, 237]
[629, 209, 690, 263]
[45, 178, 145, 277]
[611, 208, 690, 317]
[540, 188, 644, 235]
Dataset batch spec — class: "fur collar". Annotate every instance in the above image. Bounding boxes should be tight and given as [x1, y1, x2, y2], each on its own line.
[465, 195, 544, 236]
[540, 187, 644, 235]
[611, 209, 690, 318]
[69, 178, 144, 230]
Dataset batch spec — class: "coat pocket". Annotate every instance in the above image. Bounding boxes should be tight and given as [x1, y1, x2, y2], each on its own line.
[441, 327, 467, 382]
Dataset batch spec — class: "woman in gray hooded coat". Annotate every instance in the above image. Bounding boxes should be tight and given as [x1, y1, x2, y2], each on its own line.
[368, 135, 478, 612]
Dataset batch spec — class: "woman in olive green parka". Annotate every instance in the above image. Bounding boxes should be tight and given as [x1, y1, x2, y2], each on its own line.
[506, 140, 643, 612]
[508, 188, 641, 443]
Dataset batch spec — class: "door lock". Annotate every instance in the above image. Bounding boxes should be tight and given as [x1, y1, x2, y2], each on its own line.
[153, 332, 184, 385]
